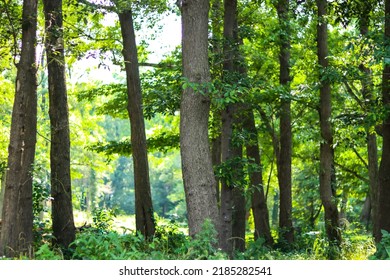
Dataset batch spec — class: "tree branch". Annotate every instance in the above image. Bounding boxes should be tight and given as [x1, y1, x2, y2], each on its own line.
[334, 161, 369, 184]
[1, 0, 19, 65]
[343, 81, 364, 109]
[77, 0, 116, 12]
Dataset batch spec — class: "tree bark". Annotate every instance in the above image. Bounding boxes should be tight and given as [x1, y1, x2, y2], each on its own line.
[243, 110, 274, 246]
[360, 195, 371, 228]
[117, 9, 155, 238]
[377, 0, 390, 242]
[0, 171, 6, 224]
[316, 0, 341, 253]
[232, 147, 246, 252]
[358, 7, 379, 239]
[276, 0, 294, 246]
[0, 0, 38, 257]
[43, 0, 76, 250]
[210, 0, 223, 204]
[211, 136, 221, 202]
[219, 0, 247, 254]
[180, 0, 220, 237]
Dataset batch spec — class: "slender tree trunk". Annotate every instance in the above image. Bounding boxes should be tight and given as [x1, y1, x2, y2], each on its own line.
[360, 195, 371, 228]
[210, 0, 223, 204]
[219, 104, 234, 253]
[367, 132, 379, 233]
[0, 0, 38, 257]
[243, 110, 274, 246]
[377, 0, 390, 242]
[180, 0, 220, 237]
[118, 9, 155, 238]
[276, 0, 294, 246]
[212, 136, 221, 202]
[43, 0, 76, 250]
[272, 192, 279, 226]
[219, 0, 247, 254]
[358, 11, 380, 240]
[232, 146, 246, 252]
[0, 171, 6, 222]
[316, 0, 341, 253]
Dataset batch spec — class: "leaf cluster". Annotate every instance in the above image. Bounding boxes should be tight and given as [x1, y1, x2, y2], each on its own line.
[90, 131, 180, 156]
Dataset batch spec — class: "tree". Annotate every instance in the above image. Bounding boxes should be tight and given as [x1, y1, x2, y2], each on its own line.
[377, 0, 390, 242]
[316, 0, 342, 253]
[243, 109, 274, 246]
[357, 1, 379, 238]
[116, 2, 156, 238]
[43, 0, 76, 250]
[219, 0, 244, 254]
[0, 0, 38, 257]
[275, 0, 294, 246]
[180, 0, 220, 237]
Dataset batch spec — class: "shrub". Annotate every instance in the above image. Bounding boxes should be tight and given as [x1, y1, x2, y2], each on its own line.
[184, 219, 227, 260]
[370, 230, 390, 260]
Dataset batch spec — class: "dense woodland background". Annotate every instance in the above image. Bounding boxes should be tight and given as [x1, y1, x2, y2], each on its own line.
[0, 0, 390, 260]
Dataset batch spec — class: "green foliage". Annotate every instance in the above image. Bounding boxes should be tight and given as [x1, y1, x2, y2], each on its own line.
[72, 230, 136, 260]
[35, 244, 63, 260]
[70, 218, 226, 260]
[90, 132, 180, 156]
[371, 230, 390, 260]
[32, 179, 50, 219]
[215, 156, 260, 190]
[153, 219, 188, 256]
[184, 219, 227, 260]
[92, 207, 118, 233]
[340, 232, 376, 260]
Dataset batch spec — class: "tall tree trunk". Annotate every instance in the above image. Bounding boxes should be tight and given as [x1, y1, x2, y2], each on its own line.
[360, 195, 371, 229]
[316, 0, 341, 253]
[276, 0, 294, 246]
[219, 104, 235, 253]
[211, 136, 221, 202]
[357, 8, 380, 240]
[0, 0, 38, 257]
[210, 0, 223, 204]
[180, 0, 220, 237]
[244, 110, 274, 246]
[219, 0, 246, 254]
[43, 0, 76, 250]
[367, 132, 379, 232]
[377, 0, 390, 242]
[231, 146, 246, 252]
[117, 9, 155, 238]
[0, 171, 5, 219]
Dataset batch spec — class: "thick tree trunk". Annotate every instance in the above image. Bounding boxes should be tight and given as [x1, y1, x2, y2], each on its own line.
[180, 0, 220, 237]
[377, 0, 390, 243]
[118, 9, 155, 238]
[0, 0, 38, 257]
[43, 0, 76, 250]
[243, 110, 274, 246]
[316, 0, 341, 253]
[276, 0, 294, 246]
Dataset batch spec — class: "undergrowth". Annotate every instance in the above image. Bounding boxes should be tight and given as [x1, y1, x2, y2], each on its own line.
[27, 211, 380, 260]
[30, 224, 378, 260]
